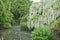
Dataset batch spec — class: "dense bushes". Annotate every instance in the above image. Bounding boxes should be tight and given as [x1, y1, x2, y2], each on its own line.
[31, 28, 54, 40]
[0, 0, 32, 29]
[11, 0, 32, 21]
[54, 17, 60, 27]
[50, 17, 60, 27]
[20, 22, 34, 32]
[53, 17, 60, 38]
[0, 0, 13, 28]
[20, 22, 28, 31]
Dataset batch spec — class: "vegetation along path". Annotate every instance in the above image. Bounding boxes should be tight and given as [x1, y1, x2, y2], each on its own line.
[0, 26, 31, 40]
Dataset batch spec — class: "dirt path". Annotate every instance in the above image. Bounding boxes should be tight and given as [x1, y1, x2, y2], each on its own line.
[0, 26, 31, 40]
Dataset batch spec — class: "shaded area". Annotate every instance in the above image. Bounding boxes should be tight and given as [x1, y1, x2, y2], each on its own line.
[0, 26, 31, 40]
[53, 30, 60, 40]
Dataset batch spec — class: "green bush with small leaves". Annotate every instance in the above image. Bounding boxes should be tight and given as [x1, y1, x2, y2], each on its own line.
[20, 22, 28, 31]
[3, 22, 12, 29]
[31, 28, 54, 40]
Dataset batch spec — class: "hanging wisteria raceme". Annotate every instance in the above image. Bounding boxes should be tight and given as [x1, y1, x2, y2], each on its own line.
[27, 0, 60, 29]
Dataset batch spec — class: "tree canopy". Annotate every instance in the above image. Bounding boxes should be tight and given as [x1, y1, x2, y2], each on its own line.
[0, 0, 32, 28]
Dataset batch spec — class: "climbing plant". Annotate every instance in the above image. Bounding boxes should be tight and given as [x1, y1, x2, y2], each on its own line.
[28, 0, 60, 28]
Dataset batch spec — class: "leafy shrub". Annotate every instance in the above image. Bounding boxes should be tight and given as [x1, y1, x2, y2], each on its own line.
[20, 22, 28, 31]
[0, 0, 13, 28]
[0, 0, 32, 29]
[3, 22, 11, 29]
[50, 17, 60, 27]
[32, 18, 38, 23]
[31, 28, 54, 40]
[55, 17, 60, 27]
[31, 16, 38, 23]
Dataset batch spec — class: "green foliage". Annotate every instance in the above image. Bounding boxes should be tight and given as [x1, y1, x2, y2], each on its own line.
[0, 0, 32, 28]
[31, 28, 54, 40]
[33, 6, 39, 10]
[55, 18, 60, 27]
[11, 0, 32, 18]
[32, 18, 38, 23]
[45, 7, 50, 12]
[20, 22, 28, 31]
[0, 0, 13, 28]
[54, 0, 60, 4]
[53, 0, 60, 11]
[50, 17, 60, 27]
[32, 17, 38, 23]
[3, 22, 11, 29]
[53, 6, 60, 11]
[55, 1, 60, 4]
